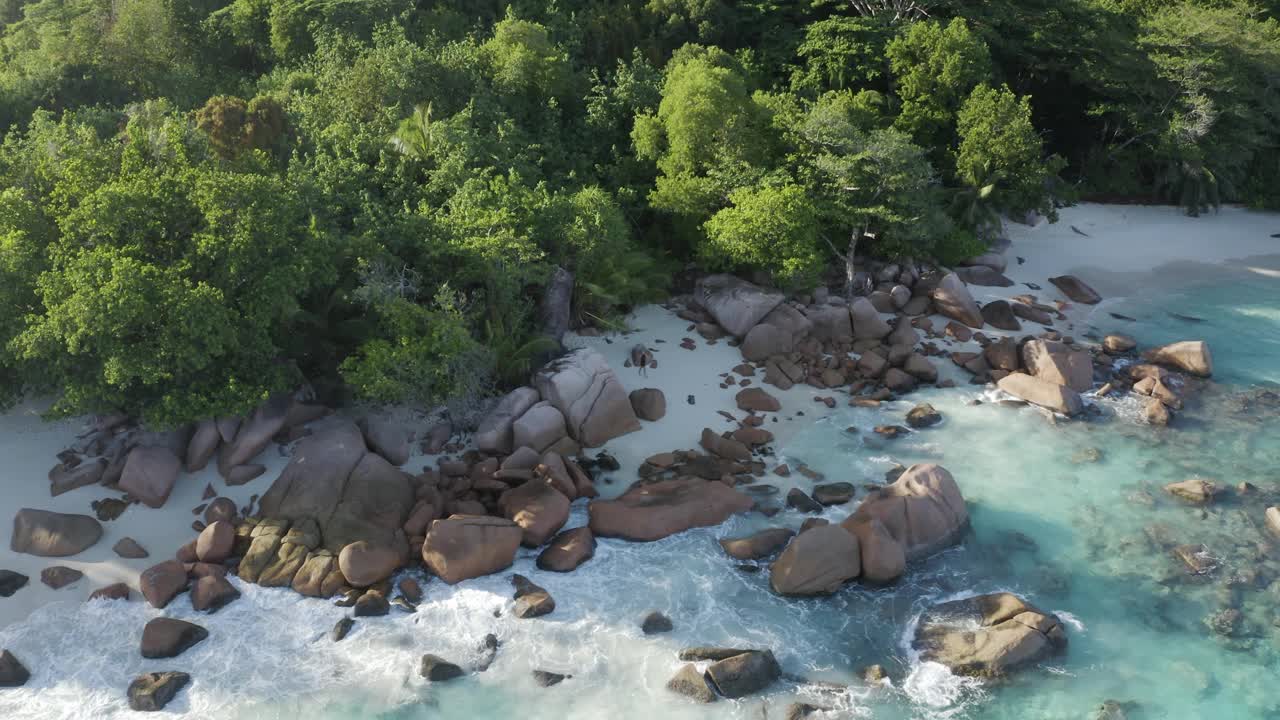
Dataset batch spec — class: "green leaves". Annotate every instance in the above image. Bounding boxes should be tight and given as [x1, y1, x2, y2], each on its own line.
[955, 83, 1063, 222]
[887, 18, 992, 148]
[703, 182, 822, 287]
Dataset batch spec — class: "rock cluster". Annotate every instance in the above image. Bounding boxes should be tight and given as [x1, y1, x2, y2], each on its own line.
[769, 464, 968, 592]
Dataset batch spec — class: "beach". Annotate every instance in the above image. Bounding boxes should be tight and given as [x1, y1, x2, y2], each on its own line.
[1, 202, 1278, 719]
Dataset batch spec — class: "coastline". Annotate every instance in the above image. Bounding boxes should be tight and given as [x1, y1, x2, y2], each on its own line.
[3, 202, 1276, 634]
[0, 202, 1277, 717]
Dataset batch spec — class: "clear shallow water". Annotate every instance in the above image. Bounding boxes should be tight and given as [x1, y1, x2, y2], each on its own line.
[2, 269, 1278, 720]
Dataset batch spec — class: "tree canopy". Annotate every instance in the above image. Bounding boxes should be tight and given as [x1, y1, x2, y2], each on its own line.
[0, 0, 1276, 423]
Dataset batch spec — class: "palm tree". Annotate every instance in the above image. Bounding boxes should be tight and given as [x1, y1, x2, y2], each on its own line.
[389, 103, 441, 162]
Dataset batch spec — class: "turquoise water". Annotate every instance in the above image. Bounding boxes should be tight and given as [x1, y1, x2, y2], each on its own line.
[1, 268, 1277, 719]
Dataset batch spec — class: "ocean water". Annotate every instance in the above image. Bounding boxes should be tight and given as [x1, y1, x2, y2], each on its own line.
[1, 267, 1278, 720]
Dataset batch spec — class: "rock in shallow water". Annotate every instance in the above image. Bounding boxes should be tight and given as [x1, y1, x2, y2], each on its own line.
[641, 611, 674, 635]
[770, 524, 861, 596]
[0, 649, 30, 687]
[704, 650, 781, 698]
[536, 527, 596, 572]
[419, 654, 464, 682]
[532, 669, 570, 687]
[140, 618, 208, 659]
[128, 671, 190, 711]
[719, 528, 795, 560]
[666, 664, 717, 703]
[331, 617, 354, 642]
[913, 592, 1067, 677]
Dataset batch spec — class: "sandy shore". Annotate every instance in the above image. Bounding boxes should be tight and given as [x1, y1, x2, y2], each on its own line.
[0, 402, 291, 630]
[1, 202, 1275, 633]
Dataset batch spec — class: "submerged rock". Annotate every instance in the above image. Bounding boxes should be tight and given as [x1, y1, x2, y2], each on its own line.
[906, 403, 942, 428]
[331, 617, 355, 642]
[1164, 478, 1220, 505]
[532, 669, 570, 687]
[913, 592, 1067, 676]
[641, 611, 674, 635]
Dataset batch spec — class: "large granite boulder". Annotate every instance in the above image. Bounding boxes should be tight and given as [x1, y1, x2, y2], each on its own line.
[850, 298, 892, 340]
[512, 402, 568, 453]
[119, 446, 182, 508]
[1049, 275, 1101, 304]
[931, 273, 984, 329]
[1022, 340, 1093, 392]
[10, 509, 102, 557]
[768, 520, 860, 594]
[842, 463, 967, 562]
[195, 521, 234, 563]
[191, 574, 240, 612]
[499, 479, 571, 547]
[258, 419, 413, 554]
[845, 516, 906, 584]
[361, 415, 410, 466]
[629, 388, 667, 422]
[694, 275, 785, 338]
[913, 592, 1068, 676]
[1143, 341, 1213, 377]
[49, 458, 107, 496]
[421, 515, 522, 584]
[475, 387, 541, 454]
[338, 540, 403, 587]
[140, 560, 189, 608]
[589, 478, 754, 542]
[741, 304, 813, 361]
[997, 373, 1084, 416]
[769, 524, 861, 596]
[534, 348, 641, 448]
[186, 418, 221, 472]
[805, 304, 853, 343]
[218, 394, 290, 476]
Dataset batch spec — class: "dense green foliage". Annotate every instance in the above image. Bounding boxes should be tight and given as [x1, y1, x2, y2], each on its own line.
[0, 0, 1276, 424]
